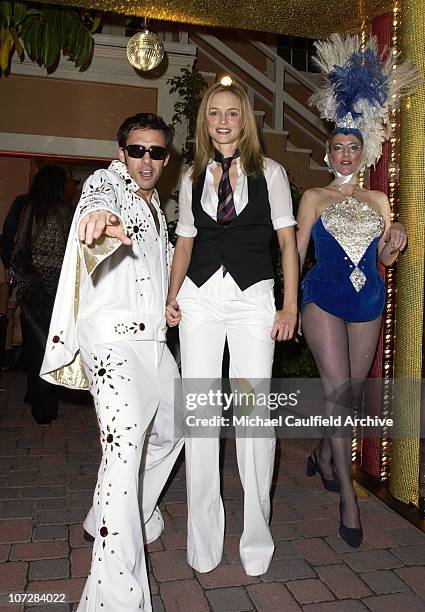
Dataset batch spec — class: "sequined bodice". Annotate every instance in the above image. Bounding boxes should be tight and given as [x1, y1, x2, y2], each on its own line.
[301, 196, 386, 319]
[317, 197, 385, 292]
[320, 197, 384, 264]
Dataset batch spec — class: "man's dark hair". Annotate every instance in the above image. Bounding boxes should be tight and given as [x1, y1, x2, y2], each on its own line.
[117, 113, 173, 150]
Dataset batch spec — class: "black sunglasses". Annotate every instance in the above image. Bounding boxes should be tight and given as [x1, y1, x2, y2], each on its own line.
[123, 144, 168, 160]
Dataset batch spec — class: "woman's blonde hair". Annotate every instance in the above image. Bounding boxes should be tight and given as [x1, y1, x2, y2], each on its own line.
[192, 81, 264, 181]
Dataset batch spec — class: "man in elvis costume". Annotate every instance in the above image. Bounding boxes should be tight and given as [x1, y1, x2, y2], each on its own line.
[41, 113, 183, 611]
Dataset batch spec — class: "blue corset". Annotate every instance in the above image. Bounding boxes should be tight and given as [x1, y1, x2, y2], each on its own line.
[301, 198, 386, 323]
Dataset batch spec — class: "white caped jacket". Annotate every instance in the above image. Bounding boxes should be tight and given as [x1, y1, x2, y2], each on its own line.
[40, 160, 171, 389]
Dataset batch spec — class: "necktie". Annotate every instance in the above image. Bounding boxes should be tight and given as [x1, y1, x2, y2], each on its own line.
[215, 149, 239, 225]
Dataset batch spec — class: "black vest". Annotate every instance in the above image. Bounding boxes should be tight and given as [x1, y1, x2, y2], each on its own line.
[187, 170, 274, 291]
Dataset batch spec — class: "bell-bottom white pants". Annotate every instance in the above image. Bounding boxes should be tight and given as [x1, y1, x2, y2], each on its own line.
[179, 289, 276, 576]
[77, 341, 183, 612]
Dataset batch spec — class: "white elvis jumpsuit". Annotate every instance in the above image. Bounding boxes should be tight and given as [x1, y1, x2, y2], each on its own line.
[41, 160, 184, 611]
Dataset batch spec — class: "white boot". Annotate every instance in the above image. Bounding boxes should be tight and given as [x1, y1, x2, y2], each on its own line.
[83, 505, 164, 544]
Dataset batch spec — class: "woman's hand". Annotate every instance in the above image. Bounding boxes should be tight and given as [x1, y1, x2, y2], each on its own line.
[166, 298, 181, 327]
[271, 306, 298, 341]
[384, 222, 407, 253]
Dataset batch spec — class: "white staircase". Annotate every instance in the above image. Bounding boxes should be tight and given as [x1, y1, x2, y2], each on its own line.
[172, 30, 330, 189]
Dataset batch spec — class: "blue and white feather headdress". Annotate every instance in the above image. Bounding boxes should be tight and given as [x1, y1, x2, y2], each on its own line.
[309, 33, 419, 169]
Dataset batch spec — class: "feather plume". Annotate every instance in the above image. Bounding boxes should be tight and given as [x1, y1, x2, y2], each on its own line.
[309, 33, 420, 168]
[329, 49, 389, 120]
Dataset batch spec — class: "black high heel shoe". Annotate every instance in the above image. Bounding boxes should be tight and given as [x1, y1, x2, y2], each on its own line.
[339, 502, 363, 548]
[306, 450, 339, 492]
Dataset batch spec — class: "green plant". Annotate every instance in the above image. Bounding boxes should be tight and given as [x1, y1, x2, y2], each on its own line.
[167, 66, 208, 164]
[166, 208, 178, 246]
[271, 182, 303, 297]
[270, 181, 321, 378]
[273, 341, 319, 378]
[166, 65, 207, 242]
[0, 1, 101, 75]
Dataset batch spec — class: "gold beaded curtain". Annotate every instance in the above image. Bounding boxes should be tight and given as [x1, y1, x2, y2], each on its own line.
[40, 0, 391, 38]
[390, 0, 425, 506]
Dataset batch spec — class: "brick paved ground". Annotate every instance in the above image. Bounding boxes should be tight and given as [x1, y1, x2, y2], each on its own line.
[1, 371, 425, 611]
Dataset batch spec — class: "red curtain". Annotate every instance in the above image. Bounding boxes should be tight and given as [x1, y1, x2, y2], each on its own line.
[360, 13, 391, 478]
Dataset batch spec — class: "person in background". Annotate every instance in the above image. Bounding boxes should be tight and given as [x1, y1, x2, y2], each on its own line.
[0, 261, 10, 386]
[64, 171, 81, 207]
[11, 165, 73, 424]
[1, 192, 28, 276]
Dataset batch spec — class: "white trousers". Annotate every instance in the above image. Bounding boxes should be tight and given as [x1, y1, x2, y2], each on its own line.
[179, 289, 276, 576]
[77, 341, 183, 612]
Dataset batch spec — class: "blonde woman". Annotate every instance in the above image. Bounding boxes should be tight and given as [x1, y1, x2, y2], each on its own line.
[166, 81, 298, 576]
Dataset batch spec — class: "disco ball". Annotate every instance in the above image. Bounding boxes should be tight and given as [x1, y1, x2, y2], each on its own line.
[126, 30, 165, 71]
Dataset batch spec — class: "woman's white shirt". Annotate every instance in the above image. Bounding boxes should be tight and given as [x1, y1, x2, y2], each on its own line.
[176, 157, 296, 301]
